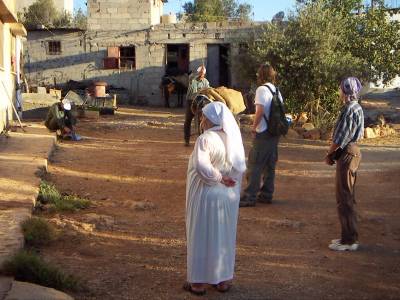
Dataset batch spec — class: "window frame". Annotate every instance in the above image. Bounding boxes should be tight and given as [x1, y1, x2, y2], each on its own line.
[47, 40, 62, 55]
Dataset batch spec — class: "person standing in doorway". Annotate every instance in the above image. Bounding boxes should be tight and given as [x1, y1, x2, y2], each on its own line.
[184, 65, 210, 146]
[239, 63, 284, 207]
[325, 77, 364, 251]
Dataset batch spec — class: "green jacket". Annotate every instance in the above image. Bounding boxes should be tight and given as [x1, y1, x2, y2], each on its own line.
[186, 77, 210, 101]
[45, 103, 76, 131]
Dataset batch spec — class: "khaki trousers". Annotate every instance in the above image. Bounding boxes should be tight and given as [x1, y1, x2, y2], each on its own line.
[336, 143, 361, 244]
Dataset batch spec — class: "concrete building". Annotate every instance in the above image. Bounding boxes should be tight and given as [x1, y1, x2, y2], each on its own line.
[23, 0, 262, 106]
[0, 0, 27, 133]
[16, 0, 73, 15]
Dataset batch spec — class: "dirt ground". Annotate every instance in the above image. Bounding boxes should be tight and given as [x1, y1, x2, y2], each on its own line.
[38, 106, 400, 300]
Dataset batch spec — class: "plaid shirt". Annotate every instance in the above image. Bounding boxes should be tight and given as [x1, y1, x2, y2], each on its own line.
[333, 100, 364, 149]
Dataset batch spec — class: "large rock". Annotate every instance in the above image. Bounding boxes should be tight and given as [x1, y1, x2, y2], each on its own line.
[364, 127, 377, 139]
[5, 281, 74, 300]
[302, 123, 315, 131]
[297, 112, 308, 124]
[303, 128, 321, 140]
[285, 128, 301, 139]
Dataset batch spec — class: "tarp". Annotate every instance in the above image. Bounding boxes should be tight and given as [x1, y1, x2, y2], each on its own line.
[197, 87, 246, 114]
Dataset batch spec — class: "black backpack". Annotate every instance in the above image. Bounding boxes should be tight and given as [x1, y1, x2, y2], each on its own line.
[262, 85, 289, 136]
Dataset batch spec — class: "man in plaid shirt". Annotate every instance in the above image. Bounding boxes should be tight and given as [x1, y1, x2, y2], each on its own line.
[325, 77, 364, 251]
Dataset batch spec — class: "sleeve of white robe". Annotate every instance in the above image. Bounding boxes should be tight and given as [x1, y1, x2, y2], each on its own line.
[193, 135, 222, 185]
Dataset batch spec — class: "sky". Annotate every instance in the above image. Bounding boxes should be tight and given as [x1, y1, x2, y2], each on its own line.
[73, 0, 297, 21]
[73, 0, 399, 21]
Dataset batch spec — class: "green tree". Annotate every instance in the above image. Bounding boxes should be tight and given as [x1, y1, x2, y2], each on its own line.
[19, 0, 78, 28]
[53, 10, 72, 28]
[72, 8, 87, 30]
[20, 0, 58, 27]
[233, 0, 400, 124]
[182, 0, 252, 22]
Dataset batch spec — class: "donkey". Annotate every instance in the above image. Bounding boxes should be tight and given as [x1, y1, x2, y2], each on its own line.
[160, 72, 191, 108]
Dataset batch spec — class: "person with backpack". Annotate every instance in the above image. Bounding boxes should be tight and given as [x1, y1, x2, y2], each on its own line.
[239, 63, 288, 207]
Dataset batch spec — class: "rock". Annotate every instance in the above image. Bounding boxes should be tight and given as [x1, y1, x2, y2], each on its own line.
[320, 128, 333, 141]
[372, 126, 381, 137]
[272, 219, 303, 229]
[303, 129, 321, 140]
[380, 125, 396, 137]
[238, 114, 255, 126]
[302, 123, 315, 131]
[5, 280, 73, 300]
[84, 213, 115, 229]
[285, 128, 301, 139]
[131, 201, 156, 211]
[297, 112, 308, 124]
[364, 127, 377, 139]
[293, 126, 305, 135]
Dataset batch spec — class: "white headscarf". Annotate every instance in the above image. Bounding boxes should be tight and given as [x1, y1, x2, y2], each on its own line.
[197, 65, 206, 75]
[202, 102, 246, 173]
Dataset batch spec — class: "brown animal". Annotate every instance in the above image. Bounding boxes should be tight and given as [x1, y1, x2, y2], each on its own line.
[160, 74, 190, 108]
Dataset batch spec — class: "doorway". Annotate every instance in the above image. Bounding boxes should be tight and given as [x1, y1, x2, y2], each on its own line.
[165, 44, 189, 75]
[206, 44, 231, 87]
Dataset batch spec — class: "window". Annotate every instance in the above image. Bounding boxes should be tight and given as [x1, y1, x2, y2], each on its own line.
[120, 46, 135, 69]
[47, 41, 61, 55]
[104, 46, 136, 70]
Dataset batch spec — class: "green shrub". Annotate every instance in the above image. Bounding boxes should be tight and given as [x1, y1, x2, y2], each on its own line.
[2, 251, 82, 292]
[50, 195, 91, 212]
[38, 181, 61, 204]
[22, 217, 56, 247]
[38, 180, 90, 212]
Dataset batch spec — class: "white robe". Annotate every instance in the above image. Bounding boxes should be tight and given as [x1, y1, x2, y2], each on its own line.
[186, 129, 243, 284]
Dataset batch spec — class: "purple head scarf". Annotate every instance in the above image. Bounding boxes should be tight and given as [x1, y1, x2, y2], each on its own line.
[340, 77, 362, 101]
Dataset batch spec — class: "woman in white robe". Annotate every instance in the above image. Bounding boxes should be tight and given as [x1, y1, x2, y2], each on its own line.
[184, 102, 246, 296]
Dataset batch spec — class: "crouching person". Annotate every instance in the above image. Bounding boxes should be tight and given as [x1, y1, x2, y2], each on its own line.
[45, 99, 81, 141]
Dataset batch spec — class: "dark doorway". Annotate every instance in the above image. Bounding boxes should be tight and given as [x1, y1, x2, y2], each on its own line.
[207, 44, 231, 87]
[166, 44, 189, 75]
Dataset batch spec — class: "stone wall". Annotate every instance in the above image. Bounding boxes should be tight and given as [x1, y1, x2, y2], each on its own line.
[24, 22, 261, 106]
[87, 0, 155, 31]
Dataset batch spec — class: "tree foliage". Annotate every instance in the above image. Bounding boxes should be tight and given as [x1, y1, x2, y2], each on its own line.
[233, 0, 400, 118]
[18, 0, 87, 29]
[182, 0, 252, 22]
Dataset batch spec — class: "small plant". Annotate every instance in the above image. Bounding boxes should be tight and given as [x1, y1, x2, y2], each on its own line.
[51, 195, 91, 212]
[38, 180, 91, 212]
[22, 217, 56, 247]
[38, 181, 61, 204]
[1, 251, 82, 292]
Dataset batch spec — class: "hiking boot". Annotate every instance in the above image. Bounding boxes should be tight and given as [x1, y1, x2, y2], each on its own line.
[328, 241, 359, 251]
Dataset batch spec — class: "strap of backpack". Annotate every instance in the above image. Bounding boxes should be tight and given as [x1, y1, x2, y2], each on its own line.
[262, 84, 278, 122]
